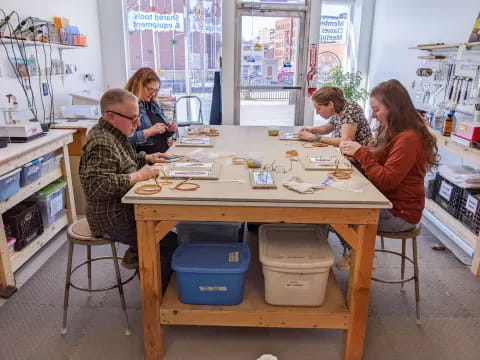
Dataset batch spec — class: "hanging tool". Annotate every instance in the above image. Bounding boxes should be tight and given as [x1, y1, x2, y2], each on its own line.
[464, 78, 472, 104]
[448, 76, 457, 102]
[456, 78, 464, 104]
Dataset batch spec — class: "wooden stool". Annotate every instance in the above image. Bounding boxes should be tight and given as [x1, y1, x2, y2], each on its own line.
[61, 218, 136, 335]
[372, 225, 422, 325]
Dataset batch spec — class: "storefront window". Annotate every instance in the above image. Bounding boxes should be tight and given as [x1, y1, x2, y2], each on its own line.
[124, 0, 222, 121]
[239, 0, 306, 4]
[314, 0, 356, 125]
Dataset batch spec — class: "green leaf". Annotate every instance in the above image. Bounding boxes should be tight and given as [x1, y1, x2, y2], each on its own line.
[324, 66, 368, 102]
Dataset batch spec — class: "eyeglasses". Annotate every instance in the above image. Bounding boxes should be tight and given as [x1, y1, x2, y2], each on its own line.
[263, 159, 294, 174]
[106, 110, 140, 123]
[144, 85, 160, 95]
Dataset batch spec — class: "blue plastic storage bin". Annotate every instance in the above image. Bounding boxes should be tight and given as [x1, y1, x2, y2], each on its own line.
[0, 168, 21, 201]
[172, 242, 251, 305]
[20, 158, 42, 186]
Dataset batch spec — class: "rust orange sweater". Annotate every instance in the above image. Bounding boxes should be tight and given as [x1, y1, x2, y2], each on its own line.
[353, 130, 428, 224]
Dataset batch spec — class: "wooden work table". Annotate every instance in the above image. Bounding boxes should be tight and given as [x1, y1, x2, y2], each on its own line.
[0, 129, 77, 289]
[122, 125, 391, 360]
[51, 119, 96, 215]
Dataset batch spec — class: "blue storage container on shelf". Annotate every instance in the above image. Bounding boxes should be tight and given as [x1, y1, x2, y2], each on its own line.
[172, 242, 251, 305]
[20, 157, 43, 186]
[0, 168, 21, 201]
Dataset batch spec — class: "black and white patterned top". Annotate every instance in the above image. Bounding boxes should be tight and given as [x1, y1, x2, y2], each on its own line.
[328, 100, 372, 146]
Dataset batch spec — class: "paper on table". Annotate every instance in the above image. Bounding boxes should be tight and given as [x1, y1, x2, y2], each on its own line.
[179, 137, 211, 145]
[169, 170, 211, 177]
[173, 162, 213, 168]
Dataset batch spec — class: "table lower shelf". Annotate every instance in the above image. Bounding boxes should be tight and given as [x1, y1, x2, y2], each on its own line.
[160, 270, 349, 329]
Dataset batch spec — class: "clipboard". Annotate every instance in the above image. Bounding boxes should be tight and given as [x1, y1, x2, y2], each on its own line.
[249, 170, 277, 189]
[300, 155, 353, 171]
[176, 136, 215, 147]
[279, 132, 300, 140]
[161, 162, 221, 180]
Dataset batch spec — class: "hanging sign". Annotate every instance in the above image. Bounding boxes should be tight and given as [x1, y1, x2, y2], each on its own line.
[128, 11, 184, 32]
[309, 43, 318, 68]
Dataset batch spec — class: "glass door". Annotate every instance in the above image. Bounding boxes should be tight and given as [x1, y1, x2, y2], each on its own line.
[235, 8, 307, 126]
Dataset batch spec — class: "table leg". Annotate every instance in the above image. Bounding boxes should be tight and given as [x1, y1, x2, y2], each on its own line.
[344, 224, 378, 360]
[137, 220, 176, 360]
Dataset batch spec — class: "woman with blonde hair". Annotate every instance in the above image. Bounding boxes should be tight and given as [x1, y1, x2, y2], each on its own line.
[298, 86, 372, 146]
[125, 67, 177, 153]
[340, 79, 437, 232]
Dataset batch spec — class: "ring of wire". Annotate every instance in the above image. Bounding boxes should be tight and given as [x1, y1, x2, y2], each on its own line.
[172, 178, 200, 191]
[303, 142, 328, 148]
[232, 156, 246, 165]
[134, 177, 163, 195]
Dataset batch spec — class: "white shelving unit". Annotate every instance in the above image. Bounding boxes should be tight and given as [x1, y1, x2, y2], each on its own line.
[0, 38, 85, 80]
[410, 42, 480, 277]
[0, 129, 77, 290]
[424, 125, 480, 276]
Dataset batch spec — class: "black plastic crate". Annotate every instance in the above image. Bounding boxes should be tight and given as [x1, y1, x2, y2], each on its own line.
[432, 173, 464, 218]
[3, 200, 44, 251]
[458, 189, 480, 235]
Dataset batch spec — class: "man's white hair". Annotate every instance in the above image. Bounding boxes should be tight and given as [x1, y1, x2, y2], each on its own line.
[100, 88, 138, 115]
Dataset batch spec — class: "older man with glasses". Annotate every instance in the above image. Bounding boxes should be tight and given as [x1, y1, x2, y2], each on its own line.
[79, 88, 177, 286]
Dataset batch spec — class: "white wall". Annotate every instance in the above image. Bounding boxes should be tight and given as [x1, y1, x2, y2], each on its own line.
[369, 0, 480, 168]
[369, 0, 480, 90]
[97, 0, 128, 90]
[221, 0, 236, 125]
[0, 0, 104, 124]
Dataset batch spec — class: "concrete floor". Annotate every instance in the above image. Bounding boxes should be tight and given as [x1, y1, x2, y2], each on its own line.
[0, 226, 479, 360]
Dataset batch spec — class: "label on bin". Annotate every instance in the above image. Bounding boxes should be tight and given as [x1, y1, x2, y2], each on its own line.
[229, 251, 239, 263]
[439, 181, 452, 201]
[50, 194, 63, 216]
[285, 280, 309, 289]
[199, 286, 228, 292]
[466, 195, 479, 214]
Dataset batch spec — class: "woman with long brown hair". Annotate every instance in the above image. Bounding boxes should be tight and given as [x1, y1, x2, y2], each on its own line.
[298, 86, 372, 146]
[125, 67, 177, 153]
[340, 79, 437, 232]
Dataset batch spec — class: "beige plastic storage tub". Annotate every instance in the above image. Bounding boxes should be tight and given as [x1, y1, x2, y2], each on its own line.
[259, 224, 335, 307]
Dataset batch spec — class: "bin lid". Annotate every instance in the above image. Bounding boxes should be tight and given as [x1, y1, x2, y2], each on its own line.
[259, 224, 334, 269]
[0, 168, 21, 180]
[39, 179, 67, 196]
[22, 157, 43, 167]
[172, 242, 251, 274]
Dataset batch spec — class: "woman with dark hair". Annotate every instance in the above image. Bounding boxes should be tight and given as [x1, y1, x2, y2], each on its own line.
[340, 79, 438, 232]
[298, 86, 372, 146]
[125, 67, 177, 153]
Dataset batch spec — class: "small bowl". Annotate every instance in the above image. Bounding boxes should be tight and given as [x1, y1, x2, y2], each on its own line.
[267, 127, 279, 136]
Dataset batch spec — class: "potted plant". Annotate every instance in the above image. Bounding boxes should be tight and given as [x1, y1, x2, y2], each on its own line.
[324, 66, 369, 102]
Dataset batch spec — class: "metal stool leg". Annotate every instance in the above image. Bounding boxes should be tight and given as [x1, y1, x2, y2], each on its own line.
[400, 238, 406, 293]
[110, 242, 132, 336]
[380, 236, 385, 249]
[412, 236, 421, 325]
[87, 245, 92, 293]
[61, 240, 75, 334]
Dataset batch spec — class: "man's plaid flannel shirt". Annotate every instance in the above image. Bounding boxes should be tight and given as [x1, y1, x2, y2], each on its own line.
[79, 118, 146, 236]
